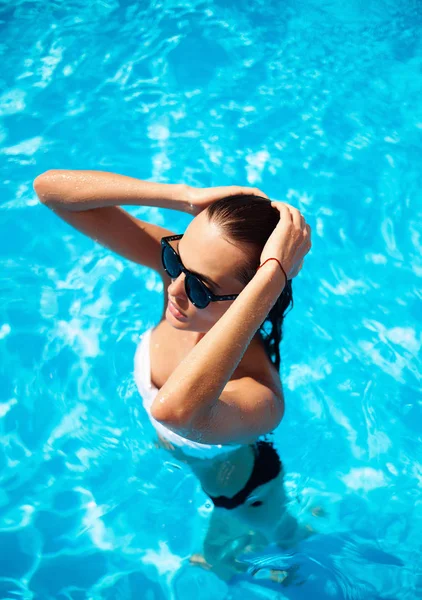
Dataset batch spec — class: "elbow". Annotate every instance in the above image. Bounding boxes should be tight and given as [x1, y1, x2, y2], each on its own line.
[150, 399, 190, 430]
[150, 401, 171, 423]
[267, 389, 285, 430]
[274, 389, 285, 423]
[33, 170, 64, 206]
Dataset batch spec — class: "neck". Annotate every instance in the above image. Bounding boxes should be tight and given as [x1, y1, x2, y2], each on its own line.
[194, 331, 206, 344]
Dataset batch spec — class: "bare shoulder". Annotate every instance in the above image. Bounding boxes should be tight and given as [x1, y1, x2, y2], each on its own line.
[149, 320, 197, 389]
[234, 332, 283, 398]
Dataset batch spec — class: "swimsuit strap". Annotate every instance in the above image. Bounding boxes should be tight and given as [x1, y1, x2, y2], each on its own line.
[207, 440, 282, 510]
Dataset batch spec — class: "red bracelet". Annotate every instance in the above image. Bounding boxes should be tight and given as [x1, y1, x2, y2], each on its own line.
[257, 257, 288, 286]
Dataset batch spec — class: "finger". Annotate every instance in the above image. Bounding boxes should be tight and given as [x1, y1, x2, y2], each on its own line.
[274, 201, 299, 215]
[286, 204, 303, 229]
[271, 201, 304, 228]
[270, 201, 293, 223]
[285, 203, 306, 229]
[237, 186, 269, 199]
[305, 223, 312, 249]
[250, 187, 270, 199]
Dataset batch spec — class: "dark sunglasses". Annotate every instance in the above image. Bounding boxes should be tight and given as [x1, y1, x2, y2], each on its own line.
[161, 234, 240, 309]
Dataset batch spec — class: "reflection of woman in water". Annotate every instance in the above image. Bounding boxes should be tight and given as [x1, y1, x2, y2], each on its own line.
[34, 170, 312, 583]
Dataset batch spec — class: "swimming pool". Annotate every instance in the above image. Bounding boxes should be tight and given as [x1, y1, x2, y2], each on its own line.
[1, 0, 421, 597]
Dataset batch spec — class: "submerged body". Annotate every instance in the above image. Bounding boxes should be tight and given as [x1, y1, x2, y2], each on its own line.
[135, 321, 282, 506]
[134, 319, 311, 578]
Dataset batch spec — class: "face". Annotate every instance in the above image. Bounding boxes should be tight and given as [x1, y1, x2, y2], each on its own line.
[165, 211, 249, 333]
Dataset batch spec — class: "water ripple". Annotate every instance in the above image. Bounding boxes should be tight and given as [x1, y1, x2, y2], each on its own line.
[1, 0, 421, 597]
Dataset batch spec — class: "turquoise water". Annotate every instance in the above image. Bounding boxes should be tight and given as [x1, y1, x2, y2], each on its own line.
[1, 0, 421, 598]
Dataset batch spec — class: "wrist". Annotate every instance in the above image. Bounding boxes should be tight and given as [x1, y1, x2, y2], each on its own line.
[258, 257, 287, 287]
[152, 183, 194, 213]
[181, 184, 201, 215]
[255, 258, 286, 292]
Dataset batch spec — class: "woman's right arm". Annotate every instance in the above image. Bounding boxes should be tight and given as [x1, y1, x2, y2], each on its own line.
[33, 169, 192, 273]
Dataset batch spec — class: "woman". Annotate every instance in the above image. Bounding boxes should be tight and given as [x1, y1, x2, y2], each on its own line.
[34, 170, 312, 581]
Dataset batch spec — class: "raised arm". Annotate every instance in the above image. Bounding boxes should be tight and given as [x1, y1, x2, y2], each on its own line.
[33, 170, 193, 213]
[33, 170, 268, 273]
[33, 170, 192, 273]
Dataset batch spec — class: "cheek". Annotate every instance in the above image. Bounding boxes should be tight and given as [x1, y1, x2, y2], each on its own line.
[191, 302, 224, 325]
[204, 301, 233, 322]
[186, 301, 234, 332]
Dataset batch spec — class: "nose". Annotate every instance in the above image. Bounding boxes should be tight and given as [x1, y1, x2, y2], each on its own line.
[168, 272, 187, 300]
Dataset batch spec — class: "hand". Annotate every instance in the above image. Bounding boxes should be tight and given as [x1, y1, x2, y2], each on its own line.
[260, 202, 311, 281]
[185, 185, 269, 216]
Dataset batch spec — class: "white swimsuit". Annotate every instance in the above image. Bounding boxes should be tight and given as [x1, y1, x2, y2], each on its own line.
[134, 327, 242, 459]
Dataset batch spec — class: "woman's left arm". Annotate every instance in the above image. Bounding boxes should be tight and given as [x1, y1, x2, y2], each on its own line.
[150, 202, 311, 444]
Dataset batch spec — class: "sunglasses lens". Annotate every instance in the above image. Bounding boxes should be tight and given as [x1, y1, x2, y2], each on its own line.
[186, 275, 210, 309]
[163, 245, 181, 278]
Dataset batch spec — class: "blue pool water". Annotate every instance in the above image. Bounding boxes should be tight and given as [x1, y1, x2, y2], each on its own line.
[1, 0, 421, 598]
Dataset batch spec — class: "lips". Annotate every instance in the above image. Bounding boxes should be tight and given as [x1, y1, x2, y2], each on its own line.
[168, 298, 187, 318]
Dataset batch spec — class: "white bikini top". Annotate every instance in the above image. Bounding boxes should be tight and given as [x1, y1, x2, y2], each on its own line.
[134, 327, 242, 459]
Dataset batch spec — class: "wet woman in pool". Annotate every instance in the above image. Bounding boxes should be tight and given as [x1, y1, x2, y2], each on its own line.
[34, 170, 312, 582]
